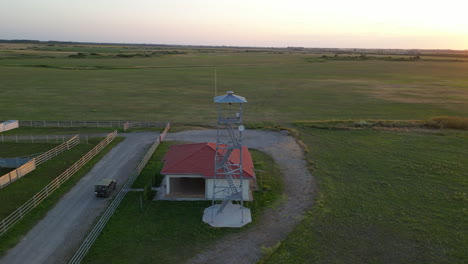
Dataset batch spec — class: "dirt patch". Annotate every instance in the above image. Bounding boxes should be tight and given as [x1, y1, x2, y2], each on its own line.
[165, 129, 317, 264]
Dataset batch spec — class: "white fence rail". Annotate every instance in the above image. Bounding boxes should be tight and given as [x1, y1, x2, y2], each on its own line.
[0, 131, 117, 237]
[19, 120, 168, 129]
[0, 120, 19, 132]
[68, 123, 170, 264]
[0, 136, 80, 189]
[0, 134, 77, 144]
[35, 135, 80, 166]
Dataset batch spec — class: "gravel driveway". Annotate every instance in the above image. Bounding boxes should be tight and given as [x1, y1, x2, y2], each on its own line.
[166, 129, 317, 264]
[0, 132, 159, 264]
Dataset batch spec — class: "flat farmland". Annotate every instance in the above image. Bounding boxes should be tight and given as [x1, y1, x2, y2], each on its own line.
[1, 45, 467, 123]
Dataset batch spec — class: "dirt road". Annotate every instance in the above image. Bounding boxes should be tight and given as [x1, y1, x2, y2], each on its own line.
[0, 132, 159, 264]
[166, 129, 316, 264]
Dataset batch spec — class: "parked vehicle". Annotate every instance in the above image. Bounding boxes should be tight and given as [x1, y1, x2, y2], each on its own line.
[94, 179, 116, 197]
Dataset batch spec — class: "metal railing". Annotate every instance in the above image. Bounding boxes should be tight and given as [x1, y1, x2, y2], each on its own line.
[0, 131, 117, 237]
[18, 120, 168, 129]
[123, 121, 168, 131]
[68, 123, 170, 264]
[0, 134, 77, 144]
[0, 136, 80, 189]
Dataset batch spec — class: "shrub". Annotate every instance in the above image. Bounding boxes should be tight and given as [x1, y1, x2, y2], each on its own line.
[68, 52, 86, 58]
[428, 116, 468, 130]
[143, 183, 154, 200]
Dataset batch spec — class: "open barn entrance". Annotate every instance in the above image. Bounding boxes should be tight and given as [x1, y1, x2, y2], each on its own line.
[168, 177, 205, 199]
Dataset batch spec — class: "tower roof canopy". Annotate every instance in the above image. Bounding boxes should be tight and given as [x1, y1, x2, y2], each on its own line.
[214, 91, 247, 104]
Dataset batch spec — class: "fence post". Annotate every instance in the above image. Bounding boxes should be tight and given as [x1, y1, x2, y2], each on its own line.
[44, 120, 46, 127]
[31, 135, 34, 144]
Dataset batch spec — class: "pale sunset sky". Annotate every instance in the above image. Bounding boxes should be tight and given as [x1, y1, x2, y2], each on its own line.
[1, 0, 467, 49]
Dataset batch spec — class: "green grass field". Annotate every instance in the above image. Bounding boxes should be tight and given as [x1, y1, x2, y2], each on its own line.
[0, 142, 58, 157]
[262, 126, 468, 264]
[1, 44, 467, 123]
[82, 144, 283, 264]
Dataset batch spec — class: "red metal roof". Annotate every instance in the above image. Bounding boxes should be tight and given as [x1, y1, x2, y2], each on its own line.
[161, 143, 255, 178]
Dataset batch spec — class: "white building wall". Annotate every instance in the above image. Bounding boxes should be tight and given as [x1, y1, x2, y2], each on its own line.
[206, 179, 251, 201]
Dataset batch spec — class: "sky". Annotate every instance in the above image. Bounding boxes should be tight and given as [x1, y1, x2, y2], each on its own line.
[1, 0, 467, 49]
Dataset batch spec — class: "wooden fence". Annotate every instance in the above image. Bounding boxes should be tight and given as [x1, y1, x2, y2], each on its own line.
[0, 160, 36, 188]
[0, 131, 117, 237]
[0, 120, 19, 132]
[0, 136, 80, 189]
[69, 123, 170, 264]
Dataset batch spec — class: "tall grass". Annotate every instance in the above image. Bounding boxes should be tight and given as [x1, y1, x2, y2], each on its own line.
[429, 116, 468, 130]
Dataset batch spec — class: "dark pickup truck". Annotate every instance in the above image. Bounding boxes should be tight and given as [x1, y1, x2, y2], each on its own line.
[94, 179, 116, 198]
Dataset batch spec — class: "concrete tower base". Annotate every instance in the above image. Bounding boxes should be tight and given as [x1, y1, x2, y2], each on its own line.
[202, 201, 252, 228]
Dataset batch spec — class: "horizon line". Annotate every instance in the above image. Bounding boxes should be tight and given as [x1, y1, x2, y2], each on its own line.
[1, 38, 467, 52]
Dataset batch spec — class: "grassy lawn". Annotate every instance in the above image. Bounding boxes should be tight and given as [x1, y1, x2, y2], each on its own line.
[0, 142, 58, 157]
[82, 144, 283, 264]
[0, 137, 124, 256]
[262, 126, 468, 264]
[1, 45, 467, 123]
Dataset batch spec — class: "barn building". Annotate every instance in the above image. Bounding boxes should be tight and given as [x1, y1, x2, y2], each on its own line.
[160, 143, 256, 200]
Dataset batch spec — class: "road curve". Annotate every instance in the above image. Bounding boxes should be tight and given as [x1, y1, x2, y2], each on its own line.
[165, 129, 317, 264]
[0, 132, 159, 264]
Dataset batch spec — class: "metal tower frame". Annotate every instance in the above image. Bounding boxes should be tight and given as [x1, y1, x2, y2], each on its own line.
[211, 91, 247, 222]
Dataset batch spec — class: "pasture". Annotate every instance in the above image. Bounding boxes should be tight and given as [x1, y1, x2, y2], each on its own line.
[263, 126, 468, 263]
[0, 43, 467, 123]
